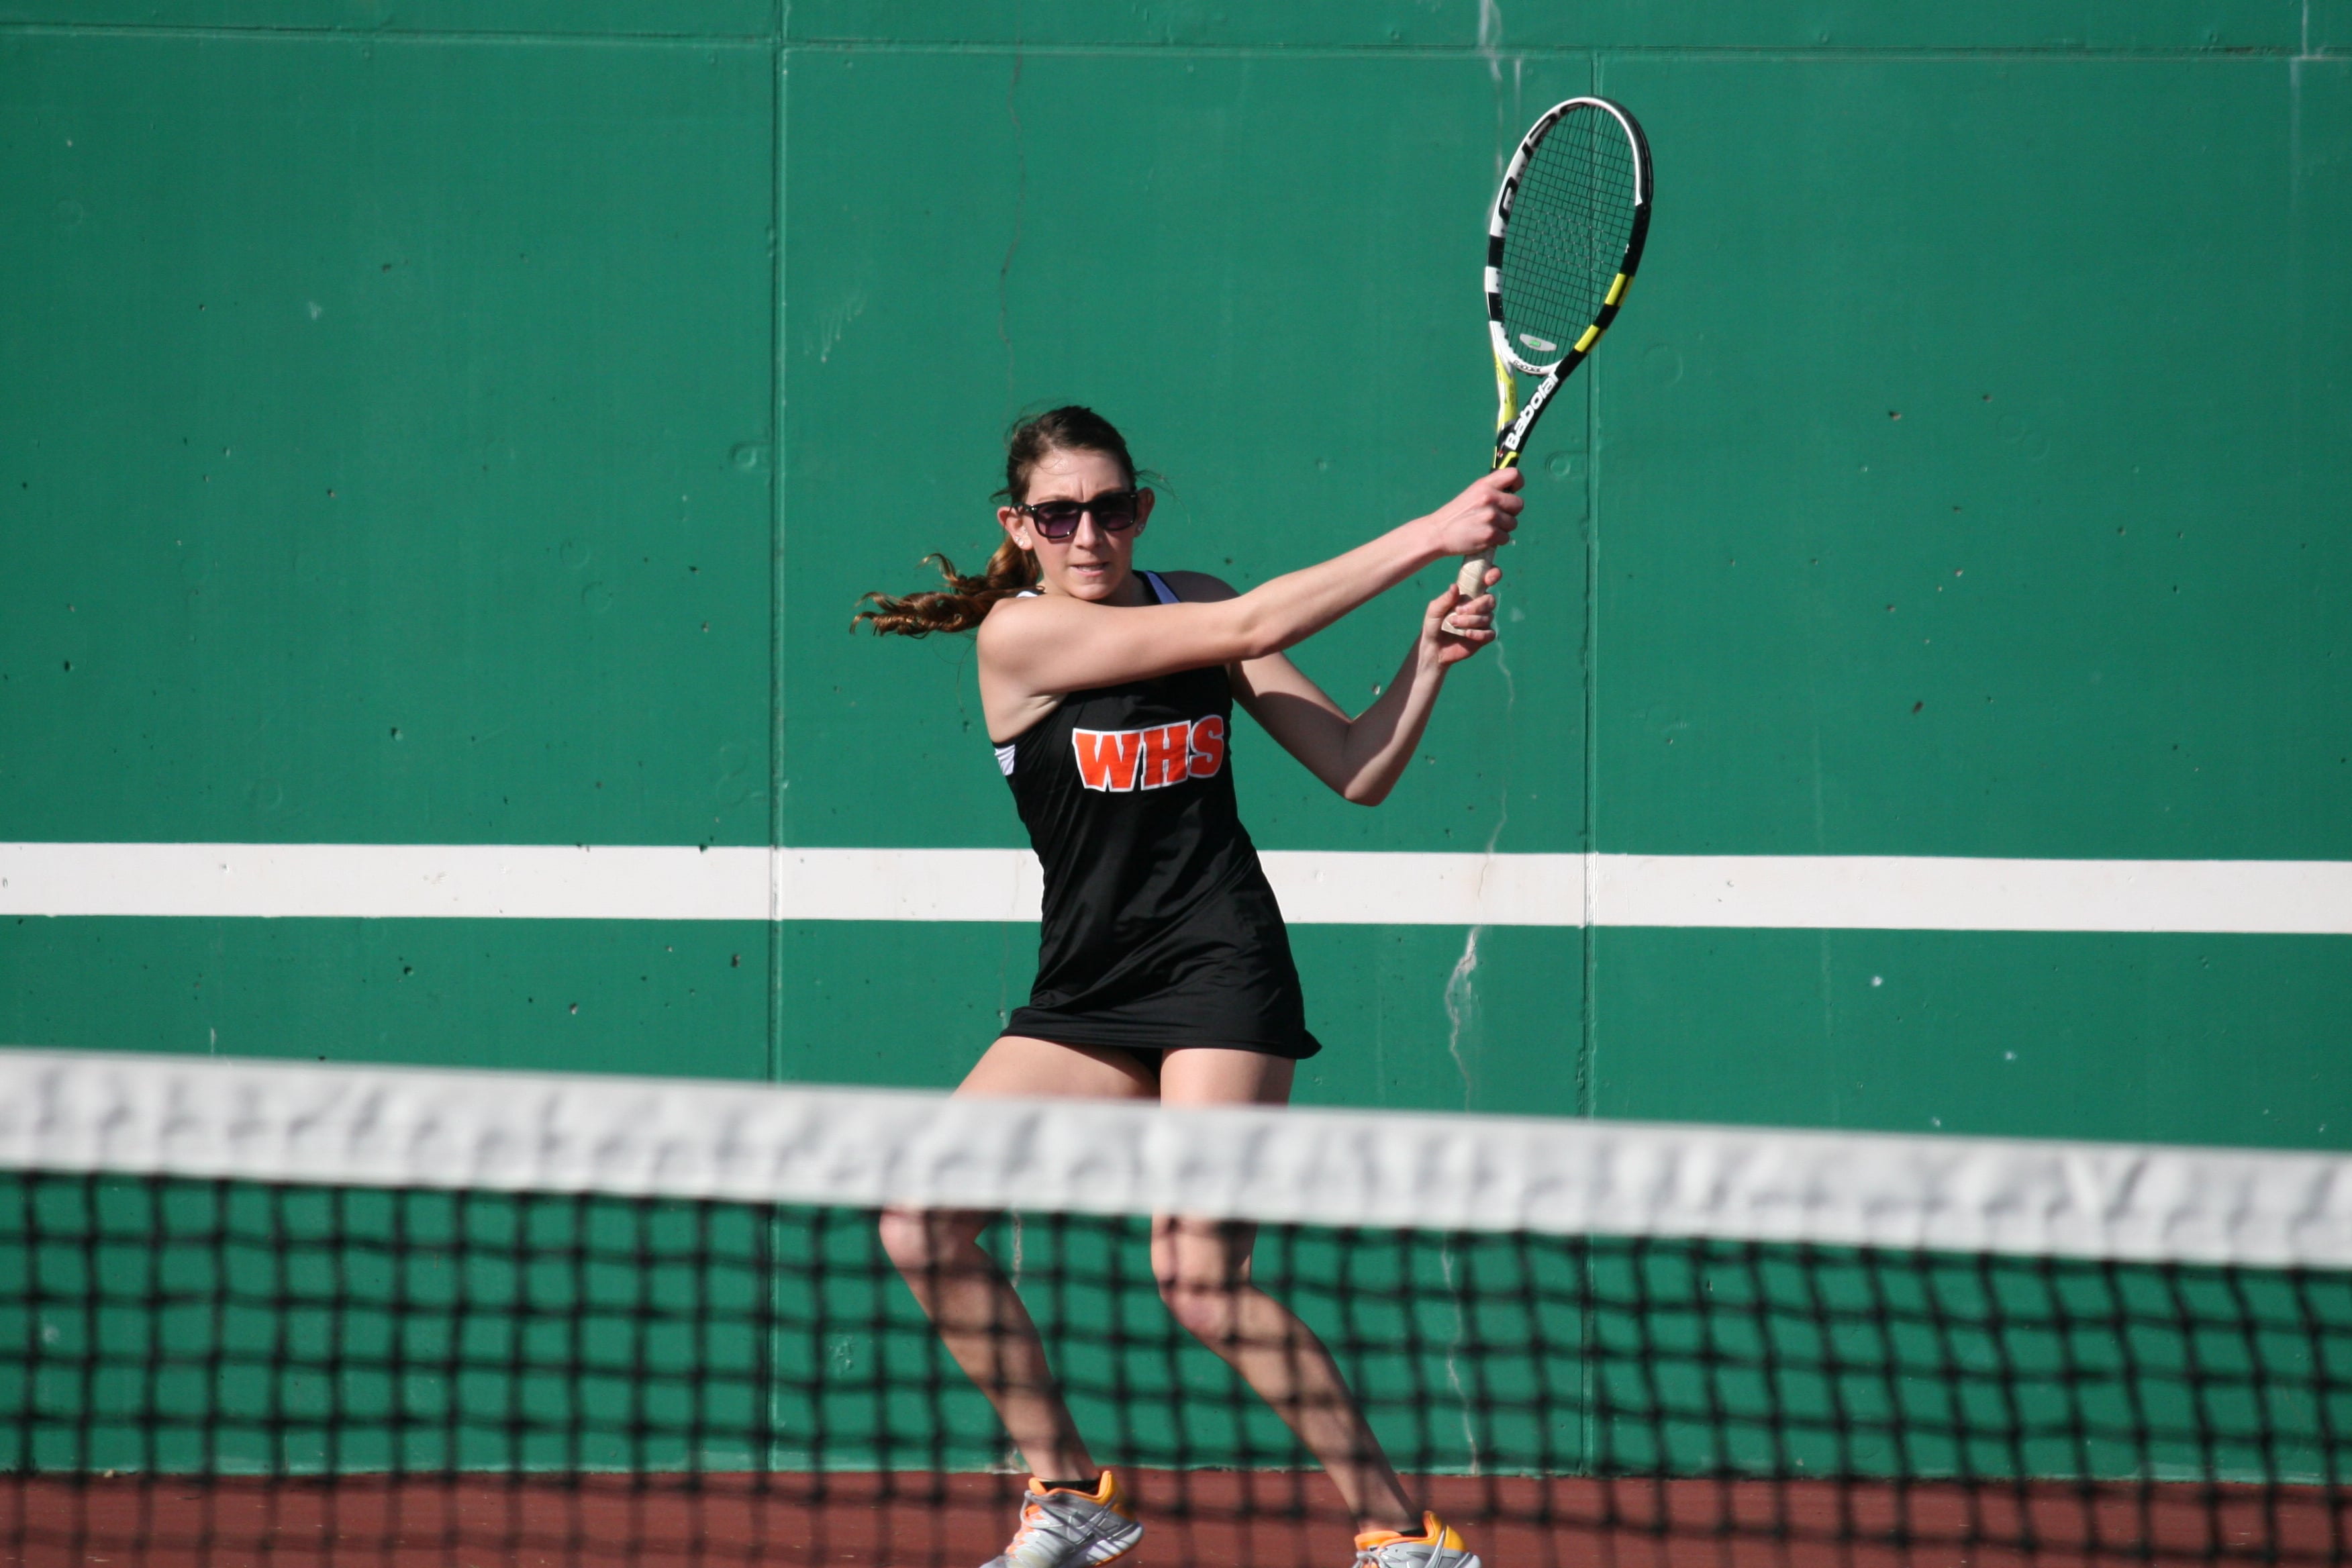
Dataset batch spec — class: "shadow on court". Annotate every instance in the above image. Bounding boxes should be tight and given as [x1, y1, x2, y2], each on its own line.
[7, 1470, 2343, 1566]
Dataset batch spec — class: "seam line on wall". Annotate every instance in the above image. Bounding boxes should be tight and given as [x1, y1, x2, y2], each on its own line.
[771, 41, 2335, 62]
[767, 23, 789, 1085]
[1581, 53, 1604, 1118]
[4, 26, 2330, 60]
[0, 23, 779, 46]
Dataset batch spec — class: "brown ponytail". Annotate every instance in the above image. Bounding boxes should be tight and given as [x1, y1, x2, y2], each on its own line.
[850, 538, 1040, 637]
[852, 405, 1141, 638]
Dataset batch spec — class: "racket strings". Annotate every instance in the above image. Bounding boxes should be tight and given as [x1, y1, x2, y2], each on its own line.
[1498, 111, 1640, 369]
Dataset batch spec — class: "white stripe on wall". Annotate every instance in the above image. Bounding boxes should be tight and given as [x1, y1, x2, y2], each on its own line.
[0, 842, 776, 922]
[3, 843, 2349, 933]
[1589, 854, 2352, 935]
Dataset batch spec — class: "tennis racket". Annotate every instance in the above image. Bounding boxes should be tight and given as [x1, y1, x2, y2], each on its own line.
[1447, 97, 1653, 628]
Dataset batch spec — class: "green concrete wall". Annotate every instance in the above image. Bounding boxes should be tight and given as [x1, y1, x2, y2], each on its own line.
[3, 4, 2348, 1146]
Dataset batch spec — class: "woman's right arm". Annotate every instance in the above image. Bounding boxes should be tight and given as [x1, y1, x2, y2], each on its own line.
[978, 469, 1523, 699]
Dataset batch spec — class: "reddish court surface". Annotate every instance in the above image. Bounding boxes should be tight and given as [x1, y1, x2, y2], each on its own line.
[5, 1471, 2343, 1567]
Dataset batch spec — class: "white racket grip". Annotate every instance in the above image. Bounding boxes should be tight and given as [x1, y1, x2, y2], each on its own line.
[1455, 549, 1494, 599]
[1443, 548, 1496, 633]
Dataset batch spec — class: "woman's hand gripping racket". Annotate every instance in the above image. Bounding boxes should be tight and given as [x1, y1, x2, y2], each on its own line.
[1445, 97, 1653, 633]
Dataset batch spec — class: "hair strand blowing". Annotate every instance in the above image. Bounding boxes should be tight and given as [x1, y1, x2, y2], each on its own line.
[850, 540, 1040, 637]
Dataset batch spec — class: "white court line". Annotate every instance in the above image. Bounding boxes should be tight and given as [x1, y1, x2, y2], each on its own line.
[1, 844, 2349, 934]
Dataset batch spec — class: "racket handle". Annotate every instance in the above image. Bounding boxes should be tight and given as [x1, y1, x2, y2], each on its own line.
[1444, 349, 1518, 632]
[1442, 548, 1496, 634]
[1454, 549, 1495, 599]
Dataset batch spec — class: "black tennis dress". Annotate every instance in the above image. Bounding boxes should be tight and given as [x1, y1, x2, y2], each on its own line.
[995, 571, 1321, 1061]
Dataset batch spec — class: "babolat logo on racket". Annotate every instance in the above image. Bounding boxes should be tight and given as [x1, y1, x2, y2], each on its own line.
[1072, 717, 1226, 792]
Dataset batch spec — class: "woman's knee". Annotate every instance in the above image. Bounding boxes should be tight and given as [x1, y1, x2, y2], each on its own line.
[1157, 1269, 1244, 1344]
[878, 1206, 986, 1274]
[1153, 1216, 1259, 1342]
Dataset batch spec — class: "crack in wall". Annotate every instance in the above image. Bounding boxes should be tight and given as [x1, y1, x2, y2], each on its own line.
[1477, 0, 1515, 181]
[997, 50, 1027, 412]
[1439, 1240, 1484, 1475]
[1441, 925, 1483, 1103]
[1442, 642, 1515, 1108]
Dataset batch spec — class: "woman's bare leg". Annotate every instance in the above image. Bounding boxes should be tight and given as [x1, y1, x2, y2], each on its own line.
[877, 1203, 1099, 1479]
[1154, 1048, 1420, 1534]
[877, 1036, 1157, 1481]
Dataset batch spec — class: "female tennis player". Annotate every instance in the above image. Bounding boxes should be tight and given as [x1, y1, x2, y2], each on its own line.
[859, 407, 1517, 1568]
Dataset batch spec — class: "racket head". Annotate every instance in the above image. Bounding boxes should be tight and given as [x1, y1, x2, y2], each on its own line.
[1486, 97, 1652, 379]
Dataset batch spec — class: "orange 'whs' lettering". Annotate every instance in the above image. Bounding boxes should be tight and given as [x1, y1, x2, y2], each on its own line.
[1140, 722, 1191, 789]
[1187, 715, 1225, 779]
[1071, 716, 1225, 793]
[1073, 728, 1146, 791]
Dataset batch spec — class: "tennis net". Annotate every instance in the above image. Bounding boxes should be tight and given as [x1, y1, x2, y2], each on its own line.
[3, 1047, 2348, 1567]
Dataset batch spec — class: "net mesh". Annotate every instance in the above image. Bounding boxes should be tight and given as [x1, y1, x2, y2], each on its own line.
[1498, 105, 1642, 370]
[5, 1050, 2350, 1568]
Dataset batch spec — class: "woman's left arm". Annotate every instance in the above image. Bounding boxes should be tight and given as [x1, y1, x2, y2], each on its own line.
[1166, 570, 1501, 807]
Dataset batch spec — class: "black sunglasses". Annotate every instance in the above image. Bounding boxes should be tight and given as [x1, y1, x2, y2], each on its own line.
[1015, 489, 1146, 542]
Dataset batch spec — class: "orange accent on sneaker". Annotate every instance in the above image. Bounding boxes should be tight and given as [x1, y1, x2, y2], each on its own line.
[1353, 1514, 1463, 1551]
[1028, 1471, 1131, 1516]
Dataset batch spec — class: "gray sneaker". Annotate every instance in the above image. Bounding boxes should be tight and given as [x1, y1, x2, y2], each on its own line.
[981, 1471, 1144, 1568]
[1353, 1514, 1483, 1568]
